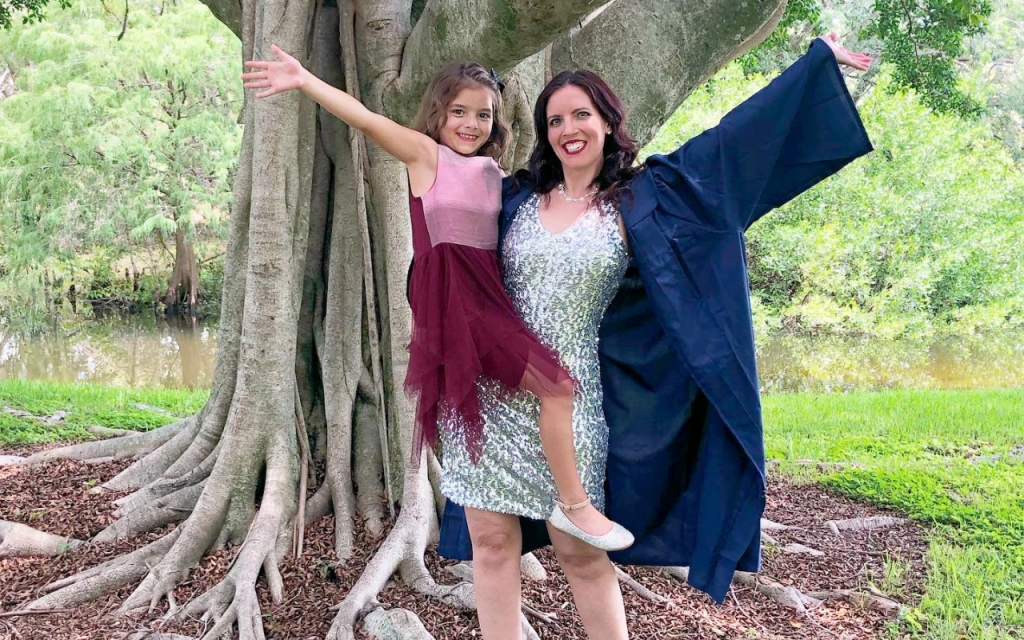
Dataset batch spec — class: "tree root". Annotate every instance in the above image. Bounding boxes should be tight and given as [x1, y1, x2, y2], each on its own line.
[134, 404, 177, 417]
[662, 566, 822, 613]
[782, 542, 825, 556]
[86, 425, 139, 438]
[354, 367, 389, 539]
[760, 517, 792, 531]
[95, 482, 205, 543]
[615, 566, 672, 606]
[806, 588, 906, 614]
[425, 450, 445, 525]
[326, 453, 434, 640]
[113, 442, 220, 515]
[444, 559, 553, 632]
[177, 572, 266, 640]
[0, 521, 82, 557]
[122, 428, 295, 629]
[20, 417, 188, 466]
[304, 482, 333, 525]
[520, 553, 547, 582]
[400, 555, 475, 610]
[105, 413, 209, 491]
[4, 407, 68, 424]
[826, 516, 907, 535]
[362, 607, 434, 640]
[445, 553, 547, 584]
[732, 571, 823, 613]
[26, 529, 181, 610]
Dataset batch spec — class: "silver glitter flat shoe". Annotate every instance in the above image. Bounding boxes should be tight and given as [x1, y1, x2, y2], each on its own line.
[549, 498, 635, 551]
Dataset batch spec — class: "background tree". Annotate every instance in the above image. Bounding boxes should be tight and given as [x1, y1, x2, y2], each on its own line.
[0, 1, 1006, 640]
[0, 0, 240, 316]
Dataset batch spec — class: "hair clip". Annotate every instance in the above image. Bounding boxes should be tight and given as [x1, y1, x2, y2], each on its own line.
[490, 68, 506, 94]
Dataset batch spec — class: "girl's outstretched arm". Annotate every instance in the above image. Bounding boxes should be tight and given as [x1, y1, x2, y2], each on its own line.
[242, 45, 437, 178]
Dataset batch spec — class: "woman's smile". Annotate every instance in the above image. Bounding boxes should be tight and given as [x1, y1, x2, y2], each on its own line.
[562, 140, 587, 155]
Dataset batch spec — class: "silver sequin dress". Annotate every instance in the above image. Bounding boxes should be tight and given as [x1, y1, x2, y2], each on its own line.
[440, 193, 629, 519]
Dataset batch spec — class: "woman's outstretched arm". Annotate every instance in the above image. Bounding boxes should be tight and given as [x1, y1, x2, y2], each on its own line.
[242, 44, 437, 175]
[646, 33, 873, 232]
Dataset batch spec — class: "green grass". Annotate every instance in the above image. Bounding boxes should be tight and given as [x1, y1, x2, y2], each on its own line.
[764, 388, 1024, 640]
[0, 379, 209, 445]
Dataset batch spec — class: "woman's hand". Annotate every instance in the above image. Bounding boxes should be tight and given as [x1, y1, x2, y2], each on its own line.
[242, 44, 306, 98]
[819, 32, 872, 71]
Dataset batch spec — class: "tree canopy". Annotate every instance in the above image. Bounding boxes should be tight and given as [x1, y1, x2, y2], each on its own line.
[0, 0, 241, 312]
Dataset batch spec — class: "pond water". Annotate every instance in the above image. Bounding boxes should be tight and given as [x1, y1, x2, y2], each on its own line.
[1, 313, 217, 389]
[1, 313, 1022, 392]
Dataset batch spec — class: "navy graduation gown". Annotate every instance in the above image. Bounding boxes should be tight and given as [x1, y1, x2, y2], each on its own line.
[437, 38, 873, 603]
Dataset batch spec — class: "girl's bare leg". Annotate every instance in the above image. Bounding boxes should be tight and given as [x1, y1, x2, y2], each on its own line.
[526, 374, 616, 537]
[548, 522, 629, 639]
[538, 393, 616, 534]
[465, 507, 523, 640]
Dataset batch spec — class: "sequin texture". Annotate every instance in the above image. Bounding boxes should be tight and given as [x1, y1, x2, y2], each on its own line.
[440, 194, 629, 519]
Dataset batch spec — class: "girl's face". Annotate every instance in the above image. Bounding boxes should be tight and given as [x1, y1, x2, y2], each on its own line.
[440, 85, 495, 156]
[545, 85, 610, 176]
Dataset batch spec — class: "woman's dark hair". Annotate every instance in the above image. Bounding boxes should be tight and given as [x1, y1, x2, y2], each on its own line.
[516, 69, 641, 206]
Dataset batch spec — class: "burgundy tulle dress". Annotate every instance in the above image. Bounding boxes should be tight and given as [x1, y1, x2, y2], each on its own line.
[405, 145, 573, 463]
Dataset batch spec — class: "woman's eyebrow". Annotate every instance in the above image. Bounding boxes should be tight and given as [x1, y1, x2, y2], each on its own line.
[549, 107, 590, 119]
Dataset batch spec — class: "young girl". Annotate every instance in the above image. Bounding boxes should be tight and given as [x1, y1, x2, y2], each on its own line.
[242, 46, 633, 550]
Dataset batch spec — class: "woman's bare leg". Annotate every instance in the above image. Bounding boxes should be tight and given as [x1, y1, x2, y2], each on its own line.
[548, 522, 629, 639]
[465, 507, 523, 640]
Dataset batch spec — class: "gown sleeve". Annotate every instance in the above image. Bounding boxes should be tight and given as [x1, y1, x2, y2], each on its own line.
[645, 38, 873, 232]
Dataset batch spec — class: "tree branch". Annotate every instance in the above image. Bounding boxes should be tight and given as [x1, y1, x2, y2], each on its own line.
[386, 0, 614, 123]
[550, 0, 788, 144]
[197, 0, 243, 41]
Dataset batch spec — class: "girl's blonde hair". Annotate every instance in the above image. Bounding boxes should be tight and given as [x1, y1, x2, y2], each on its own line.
[411, 61, 511, 168]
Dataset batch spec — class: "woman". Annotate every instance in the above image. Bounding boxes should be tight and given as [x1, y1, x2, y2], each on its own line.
[438, 34, 873, 638]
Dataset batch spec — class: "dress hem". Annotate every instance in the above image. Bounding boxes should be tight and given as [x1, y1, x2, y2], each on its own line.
[441, 489, 554, 521]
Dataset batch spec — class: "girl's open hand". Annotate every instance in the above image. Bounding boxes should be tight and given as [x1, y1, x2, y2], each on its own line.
[819, 32, 872, 71]
[242, 44, 305, 98]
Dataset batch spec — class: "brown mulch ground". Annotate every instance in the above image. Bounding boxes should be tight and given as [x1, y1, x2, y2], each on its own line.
[0, 444, 928, 640]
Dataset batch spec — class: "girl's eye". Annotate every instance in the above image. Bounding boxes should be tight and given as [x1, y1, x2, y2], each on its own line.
[452, 109, 464, 116]
[480, 113, 491, 120]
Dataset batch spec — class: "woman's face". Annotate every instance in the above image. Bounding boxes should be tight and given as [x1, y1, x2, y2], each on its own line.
[440, 85, 494, 156]
[546, 85, 610, 177]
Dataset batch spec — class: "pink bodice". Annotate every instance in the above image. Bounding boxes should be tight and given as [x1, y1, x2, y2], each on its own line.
[418, 145, 503, 252]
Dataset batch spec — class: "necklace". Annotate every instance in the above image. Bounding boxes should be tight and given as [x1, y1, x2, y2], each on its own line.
[557, 181, 597, 203]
